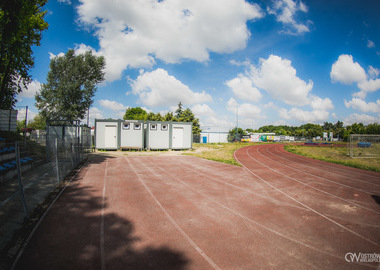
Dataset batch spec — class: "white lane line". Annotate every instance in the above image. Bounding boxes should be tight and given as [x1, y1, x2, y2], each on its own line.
[268, 145, 380, 189]
[275, 144, 380, 182]
[125, 157, 221, 270]
[234, 147, 379, 247]
[11, 159, 90, 270]
[101, 160, 108, 270]
[250, 146, 380, 214]
[167, 157, 309, 212]
[142, 158, 350, 262]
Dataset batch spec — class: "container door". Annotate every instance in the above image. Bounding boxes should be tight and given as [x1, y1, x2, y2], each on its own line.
[172, 127, 183, 148]
[105, 125, 117, 148]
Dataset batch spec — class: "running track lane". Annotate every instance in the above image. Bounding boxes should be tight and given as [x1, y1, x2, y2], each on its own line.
[14, 146, 380, 269]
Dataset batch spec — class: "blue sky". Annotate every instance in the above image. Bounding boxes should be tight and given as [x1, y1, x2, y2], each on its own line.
[17, 0, 380, 131]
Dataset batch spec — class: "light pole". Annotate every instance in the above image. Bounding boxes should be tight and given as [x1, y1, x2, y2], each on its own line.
[235, 104, 238, 141]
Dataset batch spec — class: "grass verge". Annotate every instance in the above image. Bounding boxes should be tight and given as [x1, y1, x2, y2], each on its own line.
[184, 142, 259, 166]
[284, 144, 380, 173]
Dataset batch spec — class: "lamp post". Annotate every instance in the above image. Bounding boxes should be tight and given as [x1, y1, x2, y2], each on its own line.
[235, 104, 238, 141]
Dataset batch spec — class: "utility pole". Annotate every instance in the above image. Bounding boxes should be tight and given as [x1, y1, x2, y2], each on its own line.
[87, 106, 90, 127]
[235, 104, 238, 141]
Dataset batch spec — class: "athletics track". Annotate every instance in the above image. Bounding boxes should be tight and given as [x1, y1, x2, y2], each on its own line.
[13, 144, 380, 269]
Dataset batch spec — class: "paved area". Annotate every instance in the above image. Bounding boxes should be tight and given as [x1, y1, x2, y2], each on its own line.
[13, 144, 380, 269]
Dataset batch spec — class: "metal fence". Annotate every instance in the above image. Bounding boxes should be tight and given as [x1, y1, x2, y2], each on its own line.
[0, 121, 92, 269]
[348, 134, 380, 158]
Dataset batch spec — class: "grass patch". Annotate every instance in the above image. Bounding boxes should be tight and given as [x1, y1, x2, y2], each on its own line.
[284, 144, 380, 173]
[184, 142, 259, 166]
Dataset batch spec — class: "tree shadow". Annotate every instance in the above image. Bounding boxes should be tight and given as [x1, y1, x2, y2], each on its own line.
[14, 156, 189, 270]
[371, 195, 380, 206]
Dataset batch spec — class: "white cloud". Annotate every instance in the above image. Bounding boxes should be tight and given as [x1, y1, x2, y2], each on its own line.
[18, 80, 41, 99]
[74, 43, 102, 57]
[267, 0, 312, 35]
[129, 68, 212, 107]
[331, 55, 380, 98]
[367, 40, 375, 48]
[99, 99, 127, 111]
[227, 98, 261, 118]
[49, 52, 65, 59]
[230, 59, 251, 67]
[368, 66, 380, 79]
[225, 75, 262, 102]
[250, 54, 313, 106]
[309, 95, 334, 111]
[330, 54, 367, 84]
[77, 0, 263, 81]
[191, 104, 215, 116]
[279, 107, 329, 123]
[82, 107, 104, 126]
[343, 113, 379, 125]
[17, 108, 37, 123]
[355, 78, 380, 98]
[58, 0, 71, 4]
[344, 98, 380, 113]
[199, 114, 234, 132]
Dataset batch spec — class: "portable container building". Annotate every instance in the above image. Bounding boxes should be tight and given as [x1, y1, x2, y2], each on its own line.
[171, 122, 193, 149]
[145, 121, 170, 150]
[95, 119, 120, 150]
[120, 120, 144, 150]
[200, 132, 229, 143]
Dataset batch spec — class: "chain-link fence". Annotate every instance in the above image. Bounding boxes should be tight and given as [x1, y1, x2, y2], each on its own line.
[46, 121, 92, 182]
[0, 119, 92, 269]
[348, 134, 380, 158]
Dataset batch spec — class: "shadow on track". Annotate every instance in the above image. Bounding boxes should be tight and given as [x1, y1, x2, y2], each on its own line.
[14, 155, 189, 270]
[372, 195, 380, 207]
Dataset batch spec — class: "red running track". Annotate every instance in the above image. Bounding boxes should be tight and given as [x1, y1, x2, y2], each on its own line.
[14, 144, 380, 269]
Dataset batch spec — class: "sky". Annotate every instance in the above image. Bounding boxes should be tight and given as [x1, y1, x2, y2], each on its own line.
[16, 0, 380, 132]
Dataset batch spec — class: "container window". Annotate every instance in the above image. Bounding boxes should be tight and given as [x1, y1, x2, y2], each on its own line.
[161, 124, 168, 131]
[150, 124, 157, 130]
[134, 123, 141, 130]
[123, 123, 130, 130]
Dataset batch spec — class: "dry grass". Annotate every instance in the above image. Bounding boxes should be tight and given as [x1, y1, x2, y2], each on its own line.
[284, 144, 380, 173]
[184, 142, 258, 166]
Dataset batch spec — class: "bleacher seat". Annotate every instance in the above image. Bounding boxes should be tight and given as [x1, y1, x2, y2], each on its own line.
[3, 163, 15, 169]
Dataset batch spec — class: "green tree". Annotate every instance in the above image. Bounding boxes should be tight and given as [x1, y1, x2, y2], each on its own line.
[229, 127, 246, 141]
[28, 113, 46, 130]
[146, 112, 164, 121]
[0, 0, 48, 109]
[17, 119, 26, 133]
[366, 123, 380, 134]
[175, 102, 184, 119]
[322, 122, 334, 131]
[164, 112, 176, 121]
[35, 49, 105, 121]
[347, 123, 365, 134]
[178, 108, 201, 135]
[123, 107, 148, 120]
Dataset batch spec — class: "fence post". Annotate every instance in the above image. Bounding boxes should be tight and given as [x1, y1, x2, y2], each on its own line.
[71, 143, 75, 168]
[55, 138, 60, 182]
[16, 142, 29, 218]
[24, 106, 28, 146]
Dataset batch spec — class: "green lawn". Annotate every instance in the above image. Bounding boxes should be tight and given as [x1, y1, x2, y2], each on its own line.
[185, 142, 258, 166]
[185, 142, 380, 173]
[284, 144, 380, 173]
